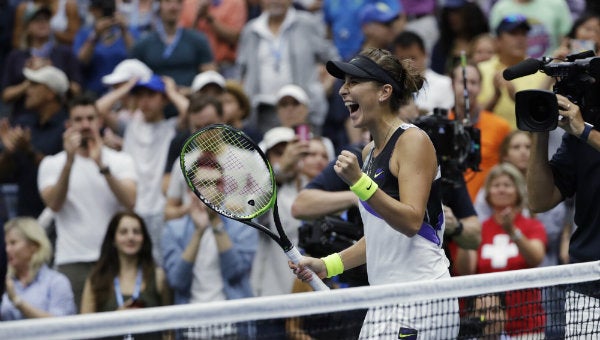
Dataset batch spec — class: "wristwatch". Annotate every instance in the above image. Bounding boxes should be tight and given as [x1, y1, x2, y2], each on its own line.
[212, 222, 225, 235]
[511, 229, 524, 242]
[447, 221, 464, 238]
[99, 166, 111, 175]
[580, 122, 594, 142]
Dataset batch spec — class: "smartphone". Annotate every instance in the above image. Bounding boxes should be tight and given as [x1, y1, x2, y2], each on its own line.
[294, 124, 311, 142]
[570, 39, 596, 53]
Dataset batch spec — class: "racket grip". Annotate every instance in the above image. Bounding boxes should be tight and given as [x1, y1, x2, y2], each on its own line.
[285, 246, 330, 291]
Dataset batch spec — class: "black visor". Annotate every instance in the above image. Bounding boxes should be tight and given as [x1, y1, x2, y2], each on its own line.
[326, 55, 403, 94]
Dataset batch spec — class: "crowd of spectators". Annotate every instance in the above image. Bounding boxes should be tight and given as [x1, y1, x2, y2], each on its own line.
[0, 0, 598, 338]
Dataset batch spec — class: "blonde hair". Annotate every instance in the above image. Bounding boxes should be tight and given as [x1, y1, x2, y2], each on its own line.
[5, 217, 52, 282]
[484, 163, 528, 210]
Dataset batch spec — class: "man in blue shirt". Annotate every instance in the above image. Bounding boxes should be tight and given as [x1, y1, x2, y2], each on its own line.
[132, 0, 215, 88]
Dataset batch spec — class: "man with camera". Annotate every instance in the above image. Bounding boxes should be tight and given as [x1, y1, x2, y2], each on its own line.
[74, 0, 136, 96]
[528, 93, 600, 257]
[528, 94, 600, 337]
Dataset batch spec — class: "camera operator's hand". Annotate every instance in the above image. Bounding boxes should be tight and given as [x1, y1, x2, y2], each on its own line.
[556, 94, 586, 137]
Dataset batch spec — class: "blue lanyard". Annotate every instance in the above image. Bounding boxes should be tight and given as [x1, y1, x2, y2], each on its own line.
[155, 20, 183, 59]
[114, 268, 143, 307]
[30, 41, 54, 58]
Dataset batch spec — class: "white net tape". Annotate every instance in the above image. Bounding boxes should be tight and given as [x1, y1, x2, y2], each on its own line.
[1, 261, 599, 339]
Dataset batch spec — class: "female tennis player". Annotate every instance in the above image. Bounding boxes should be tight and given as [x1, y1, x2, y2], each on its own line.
[290, 48, 459, 339]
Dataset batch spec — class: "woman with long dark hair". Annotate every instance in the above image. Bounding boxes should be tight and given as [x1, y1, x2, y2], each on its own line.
[81, 211, 168, 322]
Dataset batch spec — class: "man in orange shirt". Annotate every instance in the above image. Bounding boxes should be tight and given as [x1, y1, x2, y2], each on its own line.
[179, 0, 247, 78]
[450, 63, 511, 201]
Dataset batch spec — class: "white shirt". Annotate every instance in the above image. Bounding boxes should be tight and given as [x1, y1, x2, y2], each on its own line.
[190, 229, 226, 303]
[414, 69, 455, 114]
[251, 9, 296, 105]
[250, 179, 302, 296]
[122, 113, 177, 214]
[38, 147, 137, 265]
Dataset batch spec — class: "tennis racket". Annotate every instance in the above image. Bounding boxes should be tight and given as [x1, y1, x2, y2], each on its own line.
[180, 124, 329, 291]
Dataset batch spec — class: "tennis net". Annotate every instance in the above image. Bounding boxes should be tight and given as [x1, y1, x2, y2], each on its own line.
[1, 261, 599, 339]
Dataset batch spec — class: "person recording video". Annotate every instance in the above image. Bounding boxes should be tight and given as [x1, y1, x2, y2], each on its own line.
[528, 94, 600, 338]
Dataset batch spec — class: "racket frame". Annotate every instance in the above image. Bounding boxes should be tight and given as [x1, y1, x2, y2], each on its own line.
[180, 124, 329, 291]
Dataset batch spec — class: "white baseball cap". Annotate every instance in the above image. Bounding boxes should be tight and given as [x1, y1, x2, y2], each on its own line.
[102, 59, 152, 85]
[23, 66, 69, 96]
[191, 70, 226, 93]
[276, 84, 309, 106]
[258, 127, 295, 153]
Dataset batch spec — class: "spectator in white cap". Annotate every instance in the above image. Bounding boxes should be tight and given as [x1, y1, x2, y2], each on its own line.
[253, 126, 298, 298]
[190, 70, 226, 97]
[0, 66, 69, 218]
[276, 84, 311, 130]
[258, 126, 307, 186]
[23, 65, 70, 98]
[2, 4, 82, 127]
[95, 59, 165, 150]
[101, 59, 153, 87]
[252, 126, 334, 298]
[121, 74, 188, 266]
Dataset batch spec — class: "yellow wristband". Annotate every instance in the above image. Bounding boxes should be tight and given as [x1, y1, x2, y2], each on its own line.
[349, 173, 378, 201]
[321, 253, 344, 278]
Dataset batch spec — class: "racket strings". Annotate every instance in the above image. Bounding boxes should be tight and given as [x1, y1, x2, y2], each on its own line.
[182, 127, 274, 219]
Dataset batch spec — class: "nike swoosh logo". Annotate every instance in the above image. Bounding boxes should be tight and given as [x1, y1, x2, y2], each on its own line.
[374, 170, 384, 178]
[398, 333, 417, 339]
[366, 182, 372, 190]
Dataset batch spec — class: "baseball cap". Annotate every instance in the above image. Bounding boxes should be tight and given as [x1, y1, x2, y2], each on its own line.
[24, 5, 52, 24]
[23, 66, 69, 96]
[258, 127, 295, 153]
[191, 70, 226, 93]
[359, 2, 400, 26]
[276, 85, 309, 106]
[132, 74, 165, 93]
[496, 14, 531, 36]
[102, 59, 153, 85]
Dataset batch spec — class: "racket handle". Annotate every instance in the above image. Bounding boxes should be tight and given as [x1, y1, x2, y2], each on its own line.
[285, 246, 330, 291]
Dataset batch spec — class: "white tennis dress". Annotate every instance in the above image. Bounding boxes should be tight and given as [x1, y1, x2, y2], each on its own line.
[358, 124, 459, 339]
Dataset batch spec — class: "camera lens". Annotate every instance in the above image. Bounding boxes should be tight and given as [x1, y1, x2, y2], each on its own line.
[529, 101, 551, 123]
